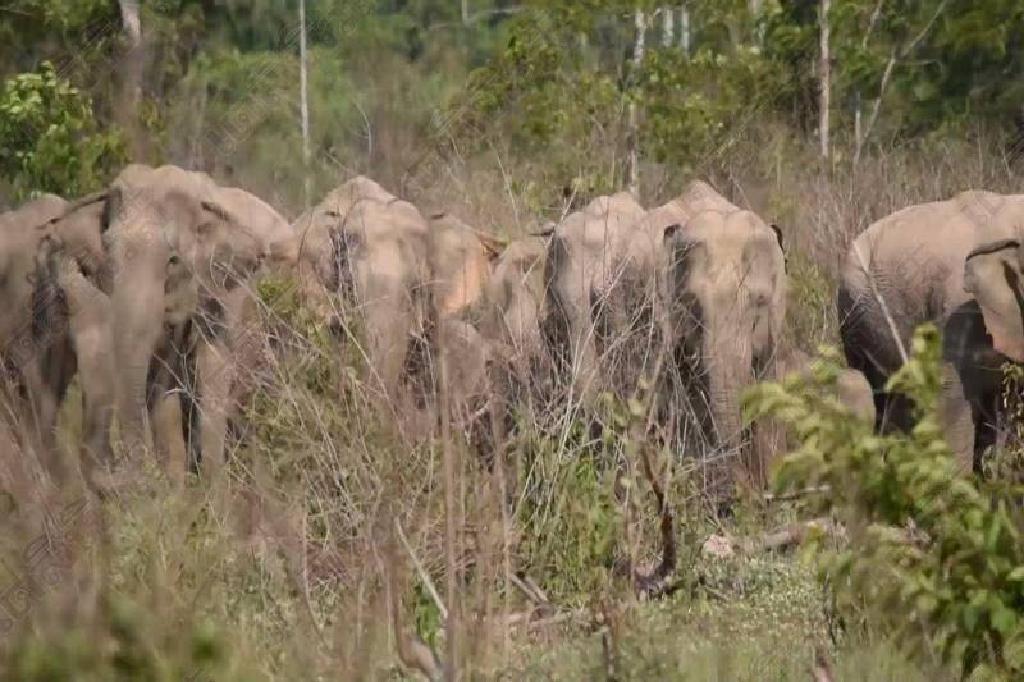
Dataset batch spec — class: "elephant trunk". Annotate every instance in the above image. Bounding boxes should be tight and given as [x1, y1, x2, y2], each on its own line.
[704, 326, 754, 497]
[112, 257, 165, 457]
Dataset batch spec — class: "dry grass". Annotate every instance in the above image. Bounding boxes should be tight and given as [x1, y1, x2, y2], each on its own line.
[0, 127, 1011, 679]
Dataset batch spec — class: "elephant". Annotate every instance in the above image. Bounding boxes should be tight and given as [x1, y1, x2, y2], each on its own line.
[0, 193, 69, 474]
[0, 191, 117, 489]
[543, 181, 742, 408]
[661, 199, 787, 494]
[101, 164, 267, 482]
[542, 191, 647, 402]
[837, 190, 1024, 470]
[270, 176, 431, 406]
[32, 192, 116, 485]
[776, 349, 877, 424]
[954, 204, 1024, 470]
[479, 235, 548, 386]
[425, 211, 504, 319]
[178, 185, 294, 480]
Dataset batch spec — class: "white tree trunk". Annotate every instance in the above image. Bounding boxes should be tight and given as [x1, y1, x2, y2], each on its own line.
[854, 89, 862, 158]
[819, 0, 830, 160]
[680, 4, 691, 57]
[117, 0, 144, 160]
[299, 0, 312, 210]
[462, 0, 470, 26]
[628, 8, 646, 197]
[663, 7, 674, 48]
[750, 0, 764, 47]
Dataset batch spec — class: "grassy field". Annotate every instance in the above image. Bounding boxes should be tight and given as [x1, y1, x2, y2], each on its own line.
[1, 129, 1020, 680]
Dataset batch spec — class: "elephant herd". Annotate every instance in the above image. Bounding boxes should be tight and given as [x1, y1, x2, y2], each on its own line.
[0, 166, 1019, 499]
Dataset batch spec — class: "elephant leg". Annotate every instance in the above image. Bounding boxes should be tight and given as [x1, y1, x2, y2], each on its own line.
[57, 259, 116, 489]
[17, 352, 66, 484]
[196, 337, 233, 482]
[152, 392, 188, 488]
[939, 365, 976, 474]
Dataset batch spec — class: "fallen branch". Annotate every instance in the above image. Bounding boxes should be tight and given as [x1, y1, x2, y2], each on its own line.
[509, 572, 550, 608]
[395, 519, 448, 621]
[762, 486, 832, 503]
[387, 536, 444, 682]
[630, 432, 679, 599]
[810, 646, 835, 682]
[702, 518, 847, 558]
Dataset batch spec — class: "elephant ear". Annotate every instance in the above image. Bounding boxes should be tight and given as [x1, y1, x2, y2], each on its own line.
[199, 199, 234, 231]
[475, 231, 508, 263]
[964, 238, 1024, 362]
[663, 223, 705, 289]
[269, 233, 301, 266]
[103, 185, 125, 230]
[769, 223, 788, 272]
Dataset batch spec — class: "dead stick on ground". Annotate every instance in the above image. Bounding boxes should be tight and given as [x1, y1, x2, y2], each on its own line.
[386, 539, 444, 682]
[395, 518, 449, 620]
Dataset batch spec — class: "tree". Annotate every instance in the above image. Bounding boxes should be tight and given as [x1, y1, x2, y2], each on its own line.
[0, 62, 126, 201]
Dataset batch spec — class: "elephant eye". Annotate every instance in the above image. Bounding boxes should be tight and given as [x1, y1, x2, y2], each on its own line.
[168, 254, 180, 266]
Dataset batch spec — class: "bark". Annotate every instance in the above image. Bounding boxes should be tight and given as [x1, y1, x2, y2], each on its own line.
[853, 0, 948, 165]
[750, 0, 764, 47]
[117, 0, 146, 160]
[680, 4, 691, 57]
[818, 0, 830, 160]
[627, 9, 646, 197]
[299, 0, 312, 210]
[428, 232, 459, 682]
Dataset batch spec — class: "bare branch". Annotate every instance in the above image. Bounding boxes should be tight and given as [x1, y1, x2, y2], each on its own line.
[394, 519, 448, 621]
[852, 240, 908, 364]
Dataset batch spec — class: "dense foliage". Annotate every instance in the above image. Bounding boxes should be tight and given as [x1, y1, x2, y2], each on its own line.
[2, 0, 1022, 206]
[745, 327, 1024, 680]
[0, 62, 125, 200]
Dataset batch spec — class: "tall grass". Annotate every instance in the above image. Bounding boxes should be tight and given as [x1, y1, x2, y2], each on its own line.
[0, 127, 1018, 679]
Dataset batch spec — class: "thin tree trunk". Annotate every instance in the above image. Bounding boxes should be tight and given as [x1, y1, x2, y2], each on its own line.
[117, 0, 145, 161]
[818, 0, 830, 160]
[299, 0, 312, 210]
[628, 8, 646, 197]
[853, 0, 947, 165]
[750, 0, 764, 47]
[680, 4, 690, 57]
[854, 89, 862, 157]
[462, 0, 470, 26]
[854, 50, 894, 165]
[662, 7, 673, 48]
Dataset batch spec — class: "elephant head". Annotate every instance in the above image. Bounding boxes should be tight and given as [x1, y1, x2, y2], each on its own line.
[662, 209, 786, 450]
[964, 238, 1024, 363]
[269, 177, 430, 401]
[426, 211, 505, 319]
[104, 164, 265, 455]
[269, 176, 402, 333]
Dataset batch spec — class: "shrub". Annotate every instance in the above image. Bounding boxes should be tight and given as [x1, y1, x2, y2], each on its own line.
[0, 61, 125, 201]
[744, 325, 1024, 679]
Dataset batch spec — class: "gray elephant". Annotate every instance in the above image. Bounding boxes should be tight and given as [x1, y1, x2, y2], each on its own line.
[0, 191, 118, 489]
[776, 349, 877, 424]
[271, 176, 430, 408]
[0, 193, 70, 475]
[480, 235, 548, 390]
[953, 201, 1024, 470]
[34, 192, 116, 486]
[837, 190, 1023, 470]
[178, 185, 293, 481]
[542, 192, 647, 402]
[101, 164, 266, 484]
[661, 198, 786, 493]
